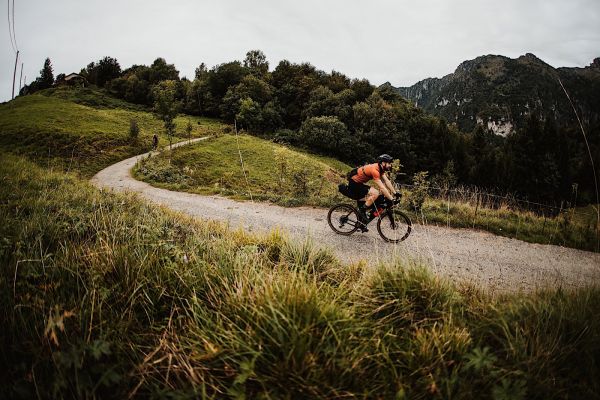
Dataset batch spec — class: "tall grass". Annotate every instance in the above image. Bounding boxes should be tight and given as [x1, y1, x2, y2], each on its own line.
[408, 189, 600, 252]
[2, 154, 599, 398]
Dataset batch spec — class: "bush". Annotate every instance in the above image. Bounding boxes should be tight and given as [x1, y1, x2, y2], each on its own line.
[299, 116, 349, 154]
[129, 118, 140, 140]
[408, 171, 430, 211]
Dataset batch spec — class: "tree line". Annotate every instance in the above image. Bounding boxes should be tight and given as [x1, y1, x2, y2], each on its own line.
[19, 52, 600, 206]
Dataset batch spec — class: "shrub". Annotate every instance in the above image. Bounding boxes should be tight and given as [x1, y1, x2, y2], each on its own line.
[408, 171, 430, 211]
[129, 118, 140, 140]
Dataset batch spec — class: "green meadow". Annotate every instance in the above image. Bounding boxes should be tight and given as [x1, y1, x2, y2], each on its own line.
[0, 88, 223, 177]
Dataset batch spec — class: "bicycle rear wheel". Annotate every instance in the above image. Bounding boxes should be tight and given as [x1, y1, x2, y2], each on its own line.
[327, 204, 360, 235]
[377, 210, 411, 243]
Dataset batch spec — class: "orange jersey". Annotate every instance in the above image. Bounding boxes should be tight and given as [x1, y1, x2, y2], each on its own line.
[351, 163, 382, 184]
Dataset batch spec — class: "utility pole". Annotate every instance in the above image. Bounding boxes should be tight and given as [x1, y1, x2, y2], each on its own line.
[18, 62, 23, 93]
[11, 50, 19, 99]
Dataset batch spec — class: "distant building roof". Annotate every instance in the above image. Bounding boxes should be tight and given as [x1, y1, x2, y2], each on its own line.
[64, 73, 85, 81]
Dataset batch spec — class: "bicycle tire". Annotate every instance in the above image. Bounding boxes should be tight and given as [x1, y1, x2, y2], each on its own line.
[377, 209, 412, 243]
[327, 204, 360, 235]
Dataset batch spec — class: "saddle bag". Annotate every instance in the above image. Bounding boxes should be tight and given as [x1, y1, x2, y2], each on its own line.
[338, 183, 352, 198]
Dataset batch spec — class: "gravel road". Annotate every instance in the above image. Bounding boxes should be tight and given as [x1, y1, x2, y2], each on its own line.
[91, 139, 600, 293]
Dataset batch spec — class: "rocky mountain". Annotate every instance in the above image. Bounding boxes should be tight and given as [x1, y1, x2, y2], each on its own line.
[392, 54, 600, 136]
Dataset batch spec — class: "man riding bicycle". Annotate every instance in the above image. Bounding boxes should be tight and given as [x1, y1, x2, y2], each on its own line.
[345, 154, 401, 229]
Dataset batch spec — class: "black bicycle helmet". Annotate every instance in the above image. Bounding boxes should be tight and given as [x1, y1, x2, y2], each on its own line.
[377, 154, 394, 163]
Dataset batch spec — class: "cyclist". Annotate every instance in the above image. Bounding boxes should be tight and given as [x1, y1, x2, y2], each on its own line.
[347, 154, 401, 228]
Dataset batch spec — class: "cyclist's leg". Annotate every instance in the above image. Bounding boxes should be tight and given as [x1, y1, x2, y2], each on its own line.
[349, 182, 372, 230]
[364, 187, 380, 207]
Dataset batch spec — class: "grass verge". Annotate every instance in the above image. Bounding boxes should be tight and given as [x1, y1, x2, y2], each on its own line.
[409, 196, 600, 252]
[1, 153, 599, 398]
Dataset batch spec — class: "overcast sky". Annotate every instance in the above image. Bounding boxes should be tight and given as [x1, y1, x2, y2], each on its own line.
[1, 0, 599, 103]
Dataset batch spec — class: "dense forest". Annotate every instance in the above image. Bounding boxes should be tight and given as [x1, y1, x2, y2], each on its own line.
[19, 51, 600, 206]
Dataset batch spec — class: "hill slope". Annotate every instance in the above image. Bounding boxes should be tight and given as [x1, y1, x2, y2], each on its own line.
[134, 133, 351, 207]
[0, 88, 222, 177]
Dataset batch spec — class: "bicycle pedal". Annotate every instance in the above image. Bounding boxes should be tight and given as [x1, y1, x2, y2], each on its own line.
[358, 222, 369, 232]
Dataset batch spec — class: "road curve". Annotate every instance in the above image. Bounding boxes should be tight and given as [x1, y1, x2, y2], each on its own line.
[91, 139, 600, 293]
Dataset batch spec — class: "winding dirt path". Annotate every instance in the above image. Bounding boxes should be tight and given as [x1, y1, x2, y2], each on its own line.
[91, 139, 600, 293]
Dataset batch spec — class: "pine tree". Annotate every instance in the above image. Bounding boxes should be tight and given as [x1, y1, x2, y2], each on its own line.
[39, 58, 54, 89]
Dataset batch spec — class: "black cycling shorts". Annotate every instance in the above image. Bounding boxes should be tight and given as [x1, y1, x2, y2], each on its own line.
[347, 180, 370, 200]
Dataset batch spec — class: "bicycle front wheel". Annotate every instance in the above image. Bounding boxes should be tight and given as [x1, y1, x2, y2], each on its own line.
[377, 210, 412, 243]
[327, 204, 360, 235]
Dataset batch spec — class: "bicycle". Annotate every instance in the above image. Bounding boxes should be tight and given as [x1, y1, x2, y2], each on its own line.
[327, 195, 412, 243]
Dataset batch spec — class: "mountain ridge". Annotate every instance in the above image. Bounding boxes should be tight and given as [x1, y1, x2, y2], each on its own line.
[391, 53, 600, 135]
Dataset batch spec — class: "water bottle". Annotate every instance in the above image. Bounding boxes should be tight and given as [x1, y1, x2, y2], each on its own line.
[372, 207, 384, 217]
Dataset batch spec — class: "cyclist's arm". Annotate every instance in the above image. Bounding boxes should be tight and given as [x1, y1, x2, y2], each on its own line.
[381, 174, 397, 197]
[374, 179, 394, 200]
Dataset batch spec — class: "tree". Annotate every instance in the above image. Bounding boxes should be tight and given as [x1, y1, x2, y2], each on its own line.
[96, 56, 121, 87]
[325, 70, 350, 93]
[244, 50, 269, 77]
[152, 80, 181, 151]
[271, 60, 321, 128]
[184, 78, 211, 116]
[203, 61, 248, 116]
[350, 78, 375, 102]
[39, 58, 54, 89]
[221, 75, 273, 120]
[195, 63, 208, 79]
[374, 84, 404, 103]
[299, 116, 349, 154]
[149, 58, 180, 83]
[236, 98, 263, 132]
[81, 57, 122, 87]
[260, 101, 284, 134]
[302, 86, 337, 119]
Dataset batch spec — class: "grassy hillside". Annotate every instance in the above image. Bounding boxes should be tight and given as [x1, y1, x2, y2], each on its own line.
[1, 153, 599, 398]
[134, 133, 352, 207]
[39, 85, 150, 111]
[0, 89, 224, 177]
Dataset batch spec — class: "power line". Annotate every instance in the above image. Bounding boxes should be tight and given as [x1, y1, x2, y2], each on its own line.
[11, 0, 17, 50]
[7, 0, 16, 53]
[558, 77, 600, 248]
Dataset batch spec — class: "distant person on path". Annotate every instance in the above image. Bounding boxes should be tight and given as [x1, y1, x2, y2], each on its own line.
[152, 134, 158, 151]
